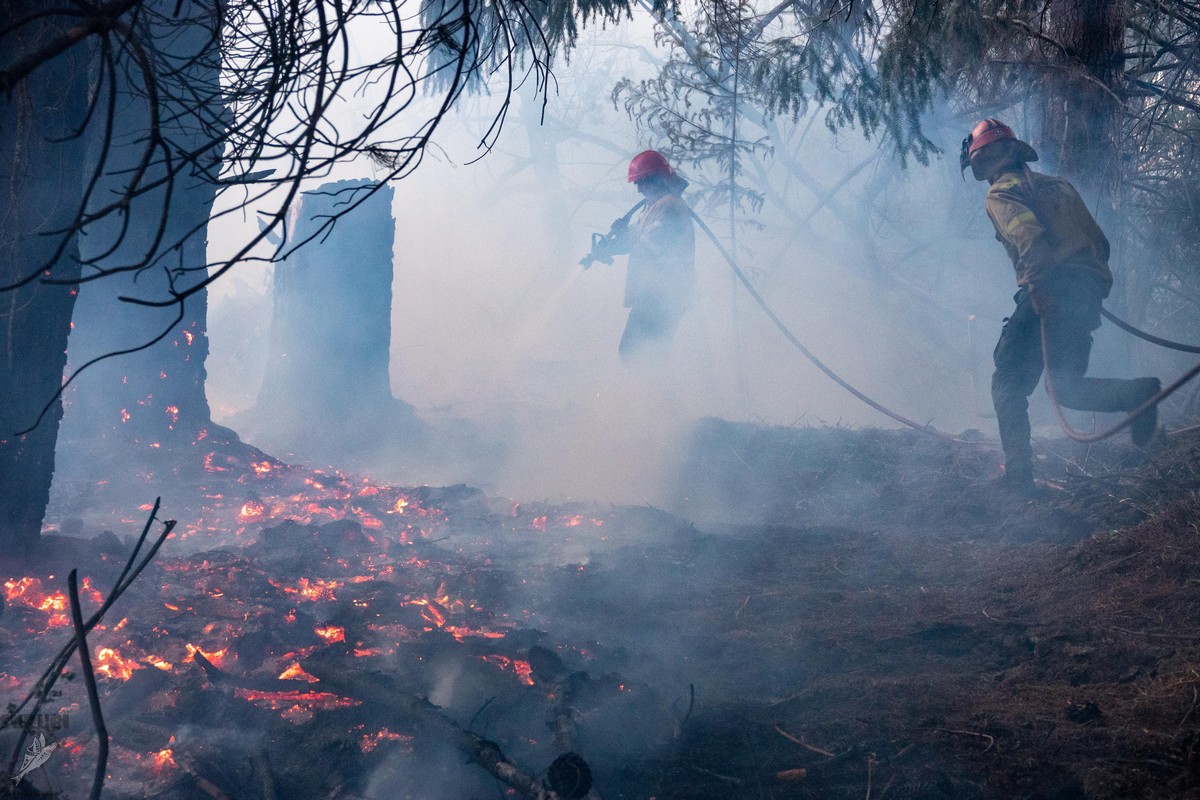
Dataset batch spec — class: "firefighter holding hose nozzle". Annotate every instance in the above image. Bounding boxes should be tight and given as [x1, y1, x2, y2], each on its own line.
[582, 150, 695, 362]
[962, 119, 1161, 494]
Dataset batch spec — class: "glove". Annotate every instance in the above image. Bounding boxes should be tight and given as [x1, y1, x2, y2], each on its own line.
[609, 217, 631, 245]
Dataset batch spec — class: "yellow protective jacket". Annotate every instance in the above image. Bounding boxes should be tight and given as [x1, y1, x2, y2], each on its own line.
[624, 193, 695, 310]
[985, 169, 1113, 293]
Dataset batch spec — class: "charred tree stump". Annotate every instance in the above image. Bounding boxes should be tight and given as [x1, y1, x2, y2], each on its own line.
[236, 179, 424, 464]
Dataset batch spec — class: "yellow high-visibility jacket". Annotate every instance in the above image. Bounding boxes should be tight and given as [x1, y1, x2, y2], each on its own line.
[985, 169, 1113, 292]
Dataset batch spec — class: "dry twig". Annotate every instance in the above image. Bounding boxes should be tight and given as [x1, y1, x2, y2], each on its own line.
[773, 724, 835, 756]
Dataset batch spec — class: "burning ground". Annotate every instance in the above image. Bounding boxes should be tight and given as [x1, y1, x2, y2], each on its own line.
[5, 423, 1200, 798]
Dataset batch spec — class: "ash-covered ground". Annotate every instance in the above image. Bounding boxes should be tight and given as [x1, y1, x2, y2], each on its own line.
[6, 421, 1200, 799]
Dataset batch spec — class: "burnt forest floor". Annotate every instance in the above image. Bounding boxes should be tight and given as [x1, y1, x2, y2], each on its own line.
[6, 420, 1200, 799]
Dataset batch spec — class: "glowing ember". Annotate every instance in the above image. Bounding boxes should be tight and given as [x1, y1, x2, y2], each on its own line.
[233, 688, 360, 711]
[314, 624, 345, 644]
[238, 501, 266, 521]
[480, 655, 535, 686]
[359, 727, 412, 753]
[270, 577, 342, 602]
[79, 576, 104, 605]
[4, 577, 71, 628]
[353, 647, 385, 657]
[445, 625, 508, 642]
[386, 497, 410, 514]
[95, 646, 142, 681]
[184, 643, 228, 668]
[144, 655, 173, 671]
[531, 515, 548, 532]
[165, 405, 180, 424]
[278, 662, 320, 683]
[252, 461, 277, 474]
[406, 598, 447, 628]
[152, 742, 177, 770]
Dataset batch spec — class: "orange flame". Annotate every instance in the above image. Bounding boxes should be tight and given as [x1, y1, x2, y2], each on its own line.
[95, 646, 141, 681]
[314, 624, 345, 644]
[278, 662, 320, 682]
[184, 643, 228, 668]
[4, 577, 71, 628]
[152, 747, 177, 770]
[144, 655, 173, 671]
[238, 501, 265, 521]
[270, 577, 342, 602]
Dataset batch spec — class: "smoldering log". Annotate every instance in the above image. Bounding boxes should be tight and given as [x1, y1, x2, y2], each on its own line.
[188, 651, 588, 800]
[303, 662, 581, 800]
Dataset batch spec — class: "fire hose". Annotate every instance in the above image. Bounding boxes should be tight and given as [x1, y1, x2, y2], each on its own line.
[689, 210, 1200, 446]
[1099, 308, 1200, 354]
[586, 206, 1200, 446]
[685, 209, 973, 444]
[1041, 318, 1200, 443]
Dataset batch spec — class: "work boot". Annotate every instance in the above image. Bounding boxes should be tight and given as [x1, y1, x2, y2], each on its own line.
[998, 463, 1036, 496]
[1129, 377, 1161, 448]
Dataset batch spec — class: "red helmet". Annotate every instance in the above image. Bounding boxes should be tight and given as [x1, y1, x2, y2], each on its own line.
[960, 119, 1037, 175]
[628, 150, 675, 183]
[967, 119, 1016, 157]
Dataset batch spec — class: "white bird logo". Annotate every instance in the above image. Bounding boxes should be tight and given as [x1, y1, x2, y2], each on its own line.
[12, 731, 58, 785]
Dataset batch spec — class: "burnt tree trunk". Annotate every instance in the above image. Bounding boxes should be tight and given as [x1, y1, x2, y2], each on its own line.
[0, 5, 91, 551]
[1039, 0, 1124, 202]
[63, 0, 223, 447]
[238, 179, 424, 464]
[1038, 0, 1144, 345]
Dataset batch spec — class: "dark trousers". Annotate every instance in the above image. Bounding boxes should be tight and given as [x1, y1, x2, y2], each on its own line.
[619, 301, 683, 362]
[992, 278, 1146, 478]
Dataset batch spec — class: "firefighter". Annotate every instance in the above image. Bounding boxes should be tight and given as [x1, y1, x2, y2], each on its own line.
[605, 150, 696, 362]
[962, 119, 1161, 492]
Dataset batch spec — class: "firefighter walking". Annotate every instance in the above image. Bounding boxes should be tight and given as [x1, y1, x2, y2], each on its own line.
[962, 119, 1161, 492]
[585, 150, 696, 362]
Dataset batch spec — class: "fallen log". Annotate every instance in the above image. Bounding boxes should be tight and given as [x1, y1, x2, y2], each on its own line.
[304, 662, 580, 800]
[191, 652, 584, 800]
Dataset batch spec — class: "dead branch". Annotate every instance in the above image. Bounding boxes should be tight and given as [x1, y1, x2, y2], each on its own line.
[773, 724, 836, 757]
[179, 753, 233, 800]
[68, 569, 109, 800]
[3, 500, 175, 777]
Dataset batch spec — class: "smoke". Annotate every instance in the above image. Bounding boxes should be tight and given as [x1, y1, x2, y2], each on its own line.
[201, 23, 1130, 508]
